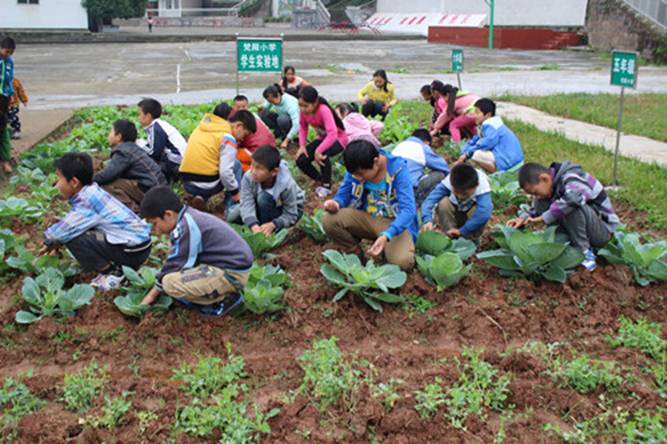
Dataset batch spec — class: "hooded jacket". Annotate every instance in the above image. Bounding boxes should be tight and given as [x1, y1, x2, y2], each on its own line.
[463, 116, 524, 172]
[180, 113, 232, 177]
[342, 112, 384, 147]
[391, 136, 450, 186]
[94, 142, 167, 192]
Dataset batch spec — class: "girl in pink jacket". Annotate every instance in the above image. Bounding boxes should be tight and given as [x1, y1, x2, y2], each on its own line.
[335, 103, 384, 148]
[431, 83, 479, 143]
[297, 86, 349, 198]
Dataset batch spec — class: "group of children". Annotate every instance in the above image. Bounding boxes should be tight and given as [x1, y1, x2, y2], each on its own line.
[36, 64, 618, 317]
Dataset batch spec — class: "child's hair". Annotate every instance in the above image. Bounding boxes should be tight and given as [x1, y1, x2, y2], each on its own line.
[420, 84, 432, 95]
[252, 145, 281, 171]
[373, 69, 390, 92]
[411, 128, 432, 144]
[112, 119, 138, 143]
[140, 185, 183, 219]
[450, 164, 479, 190]
[475, 98, 496, 117]
[281, 65, 296, 89]
[228, 109, 257, 133]
[233, 95, 248, 103]
[0, 37, 16, 50]
[334, 102, 356, 117]
[137, 98, 162, 119]
[430, 83, 459, 118]
[298, 86, 345, 131]
[343, 140, 379, 173]
[518, 163, 549, 188]
[263, 84, 283, 100]
[431, 80, 444, 92]
[54, 152, 93, 186]
[213, 103, 232, 120]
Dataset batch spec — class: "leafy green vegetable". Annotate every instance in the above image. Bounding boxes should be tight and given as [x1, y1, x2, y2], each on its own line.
[489, 171, 526, 207]
[6, 244, 78, 277]
[231, 224, 289, 257]
[320, 249, 406, 312]
[477, 225, 584, 283]
[0, 197, 46, 225]
[415, 231, 476, 260]
[299, 209, 328, 243]
[15, 268, 95, 324]
[416, 252, 472, 291]
[242, 264, 289, 314]
[113, 266, 172, 318]
[599, 231, 667, 286]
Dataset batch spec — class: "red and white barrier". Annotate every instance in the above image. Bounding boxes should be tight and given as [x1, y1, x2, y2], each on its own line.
[364, 13, 486, 36]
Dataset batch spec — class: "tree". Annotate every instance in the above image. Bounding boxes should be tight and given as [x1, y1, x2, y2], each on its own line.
[82, 0, 147, 32]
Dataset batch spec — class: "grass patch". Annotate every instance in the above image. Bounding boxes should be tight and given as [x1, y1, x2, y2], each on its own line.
[498, 93, 667, 142]
[509, 119, 667, 228]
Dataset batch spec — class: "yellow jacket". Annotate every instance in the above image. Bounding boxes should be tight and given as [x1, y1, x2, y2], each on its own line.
[179, 113, 232, 176]
[9, 78, 28, 108]
[357, 81, 397, 107]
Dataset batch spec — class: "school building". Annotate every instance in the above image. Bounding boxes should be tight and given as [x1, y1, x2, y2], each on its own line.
[0, 0, 89, 30]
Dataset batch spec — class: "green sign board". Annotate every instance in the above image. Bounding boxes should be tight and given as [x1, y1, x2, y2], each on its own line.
[610, 51, 638, 88]
[452, 49, 464, 73]
[237, 37, 283, 73]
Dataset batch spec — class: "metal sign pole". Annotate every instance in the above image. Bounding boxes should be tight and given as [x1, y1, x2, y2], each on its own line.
[612, 86, 625, 187]
[235, 33, 240, 96]
[456, 73, 462, 89]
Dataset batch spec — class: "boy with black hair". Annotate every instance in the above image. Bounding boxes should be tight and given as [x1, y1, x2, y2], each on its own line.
[456, 98, 524, 174]
[392, 128, 450, 206]
[179, 103, 242, 208]
[94, 119, 167, 213]
[42, 152, 152, 290]
[421, 163, 492, 242]
[137, 98, 187, 181]
[508, 162, 619, 271]
[139, 185, 253, 316]
[232, 145, 304, 235]
[322, 139, 418, 271]
[0, 37, 17, 174]
[230, 99, 276, 167]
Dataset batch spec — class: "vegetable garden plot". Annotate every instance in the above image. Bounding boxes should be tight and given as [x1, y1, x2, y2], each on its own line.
[0, 104, 665, 442]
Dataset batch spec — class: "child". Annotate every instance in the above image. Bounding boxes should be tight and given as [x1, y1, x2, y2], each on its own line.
[9, 78, 27, 139]
[335, 102, 384, 148]
[139, 186, 253, 316]
[137, 98, 187, 181]
[0, 37, 16, 174]
[431, 84, 479, 142]
[42, 153, 152, 290]
[281, 65, 309, 97]
[508, 162, 620, 271]
[235, 145, 305, 235]
[322, 140, 418, 271]
[179, 103, 242, 207]
[260, 84, 300, 149]
[392, 129, 450, 207]
[357, 69, 397, 120]
[428, 81, 449, 136]
[94, 119, 167, 213]
[231, 96, 276, 167]
[297, 86, 349, 198]
[420, 84, 439, 129]
[421, 163, 492, 243]
[457, 98, 524, 174]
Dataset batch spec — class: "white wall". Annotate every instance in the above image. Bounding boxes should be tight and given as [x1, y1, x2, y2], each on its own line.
[377, 0, 589, 27]
[0, 0, 89, 29]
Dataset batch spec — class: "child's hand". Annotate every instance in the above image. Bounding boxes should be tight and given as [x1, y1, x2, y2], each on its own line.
[38, 243, 60, 256]
[141, 288, 161, 305]
[296, 146, 308, 159]
[454, 155, 467, 166]
[259, 222, 276, 236]
[506, 218, 526, 229]
[525, 216, 544, 226]
[251, 224, 262, 234]
[422, 222, 434, 232]
[323, 200, 339, 213]
[446, 228, 461, 238]
[314, 151, 327, 166]
[280, 139, 289, 149]
[367, 235, 388, 258]
[231, 192, 241, 203]
[361, 98, 369, 105]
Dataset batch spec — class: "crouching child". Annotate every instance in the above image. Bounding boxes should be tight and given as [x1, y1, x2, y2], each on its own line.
[139, 186, 254, 316]
[322, 140, 418, 271]
[421, 163, 493, 243]
[42, 153, 152, 290]
[508, 162, 619, 271]
[232, 145, 305, 235]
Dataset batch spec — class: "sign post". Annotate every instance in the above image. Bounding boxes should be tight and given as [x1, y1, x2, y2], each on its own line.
[610, 50, 638, 187]
[452, 48, 464, 89]
[236, 36, 284, 96]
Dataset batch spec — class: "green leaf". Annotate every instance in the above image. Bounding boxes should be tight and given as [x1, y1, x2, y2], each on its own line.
[22, 278, 41, 306]
[362, 295, 383, 312]
[35, 268, 65, 293]
[526, 242, 567, 266]
[333, 288, 348, 302]
[122, 266, 142, 286]
[375, 266, 407, 290]
[15, 310, 41, 324]
[541, 265, 567, 283]
[646, 260, 667, 282]
[416, 231, 452, 256]
[114, 295, 146, 318]
[371, 293, 404, 304]
[477, 250, 520, 270]
[64, 285, 95, 308]
[450, 238, 477, 261]
[551, 246, 585, 270]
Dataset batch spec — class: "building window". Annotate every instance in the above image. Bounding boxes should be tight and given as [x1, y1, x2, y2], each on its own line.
[18, 0, 40, 4]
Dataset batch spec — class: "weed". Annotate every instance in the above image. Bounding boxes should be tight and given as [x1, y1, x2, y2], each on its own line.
[86, 391, 133, 428]
[610, 316, 665, 360]
[136, 409, 159, 434]
[0, 374, 44, 440]
[402, 295, 437, 316]
[414, 377, 446, 419]
[62, 361, 109, 413]
[370, 378, 403, 412]
[172, 349, 246, 399]
[550, 355, 624, 394]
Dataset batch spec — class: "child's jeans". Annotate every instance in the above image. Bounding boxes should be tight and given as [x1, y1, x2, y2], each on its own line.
[260, 110, 292, 140]
[161, 264, 249, 305]
[227, 190, 298, 227]
[183, 160, 243, 203]
[449, 114, 477, 143]
[0, 95, 10, 161]
[296, 139, 344, 188]
[101, 178, 145, 214]
[8, 107, 20, 133]
[322, 208, 415, 271]
[362, 100, 388, 120]
[65, 230, 151, 273]
[435, 197, 486, 241]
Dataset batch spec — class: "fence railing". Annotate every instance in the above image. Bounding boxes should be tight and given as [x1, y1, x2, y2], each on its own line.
[623, 0, 667, 32]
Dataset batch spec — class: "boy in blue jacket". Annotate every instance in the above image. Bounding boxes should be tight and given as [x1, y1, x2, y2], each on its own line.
[0, 37, 16, 174]
[139, 186, 254, 316]
[322, 140, 418, 271]
[421, 163, 493, 242]
[456, 98, 523, 174]
[392, 128, 450, 206]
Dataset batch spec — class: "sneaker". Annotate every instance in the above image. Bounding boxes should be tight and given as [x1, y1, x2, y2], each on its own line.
[315, 186, 331, 199]
[90, 269, 126, 291]
[11, 131, 21, 140]
[581, 249, 597, 271]
[199, 293, 244, 317]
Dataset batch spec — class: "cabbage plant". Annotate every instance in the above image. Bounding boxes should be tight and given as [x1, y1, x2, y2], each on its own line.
[416, 252, 472, 291]
[599, 231, 667, 286]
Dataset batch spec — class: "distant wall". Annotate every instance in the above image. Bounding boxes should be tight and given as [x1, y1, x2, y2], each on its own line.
[0, 0, 88, 29]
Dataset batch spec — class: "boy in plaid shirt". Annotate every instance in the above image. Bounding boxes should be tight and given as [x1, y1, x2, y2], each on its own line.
[42, 153, 152, 290]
